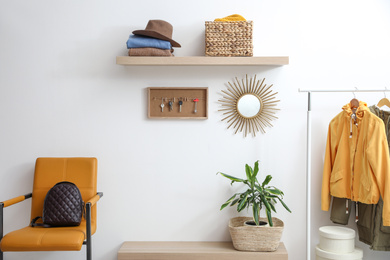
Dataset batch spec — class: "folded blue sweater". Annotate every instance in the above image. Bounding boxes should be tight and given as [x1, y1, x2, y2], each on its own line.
[126, 35, 172, 50]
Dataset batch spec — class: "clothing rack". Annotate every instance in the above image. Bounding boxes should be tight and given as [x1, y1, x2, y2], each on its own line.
[298, 88, 390, 260]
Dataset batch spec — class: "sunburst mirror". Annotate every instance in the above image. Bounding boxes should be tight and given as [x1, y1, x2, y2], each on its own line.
[219, 75, 280, 137]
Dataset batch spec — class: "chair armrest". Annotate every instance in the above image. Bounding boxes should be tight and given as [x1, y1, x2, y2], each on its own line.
[86, 192, 103, 207]
[0, 193, 32, 208]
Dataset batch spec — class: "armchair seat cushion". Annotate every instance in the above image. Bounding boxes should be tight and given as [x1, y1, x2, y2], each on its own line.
[0, 222, 91, 251]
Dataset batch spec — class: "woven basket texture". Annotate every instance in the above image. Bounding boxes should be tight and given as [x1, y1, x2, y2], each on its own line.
[205, 21, 253, 57]
[229, 216, 284, 252]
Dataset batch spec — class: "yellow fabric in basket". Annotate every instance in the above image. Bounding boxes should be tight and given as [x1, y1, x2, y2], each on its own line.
[214, 14, 246, 22]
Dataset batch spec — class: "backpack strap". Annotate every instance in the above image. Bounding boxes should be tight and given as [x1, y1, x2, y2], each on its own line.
[30, 216, 51, 228]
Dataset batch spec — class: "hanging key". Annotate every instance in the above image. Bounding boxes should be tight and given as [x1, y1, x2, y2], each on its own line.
[169, 101, 173, 111]
[193, 98, 199, 113]
[160, 98, 165, 112]
[178, 100, 183, 112]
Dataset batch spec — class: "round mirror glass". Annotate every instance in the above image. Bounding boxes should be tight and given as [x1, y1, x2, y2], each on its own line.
[237, 94, 261, 118]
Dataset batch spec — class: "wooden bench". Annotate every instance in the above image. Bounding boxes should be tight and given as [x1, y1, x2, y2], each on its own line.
[118, 241, 288, 260]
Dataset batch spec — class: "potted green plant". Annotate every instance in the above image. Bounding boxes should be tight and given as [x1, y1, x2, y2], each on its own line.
[218, 160, 291, 251]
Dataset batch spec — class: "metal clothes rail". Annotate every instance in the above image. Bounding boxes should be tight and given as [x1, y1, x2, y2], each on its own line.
[298, 88, 390, 260]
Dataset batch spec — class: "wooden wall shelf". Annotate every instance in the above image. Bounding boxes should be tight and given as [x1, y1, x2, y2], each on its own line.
[116, 56, 289, 66]
[118, 241, 288, 260]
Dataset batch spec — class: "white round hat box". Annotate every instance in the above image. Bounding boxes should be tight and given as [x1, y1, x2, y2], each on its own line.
[319, 226, 355, 253]
[316, 245, 363, 260]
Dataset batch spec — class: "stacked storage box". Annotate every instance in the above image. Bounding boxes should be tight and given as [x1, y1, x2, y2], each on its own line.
[316, 226, 363, 260]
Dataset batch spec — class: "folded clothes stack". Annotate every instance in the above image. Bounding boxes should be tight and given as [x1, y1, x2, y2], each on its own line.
[126, 35, 173, 56]
[127, 20, 181, 57]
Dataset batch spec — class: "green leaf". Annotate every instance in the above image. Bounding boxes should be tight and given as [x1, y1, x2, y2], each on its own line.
[254, 184, 263, 193]
[237, 201, 248, 212]
[240, 189, 251, 198]
[237, 192, 249, 212]
[262, 175, 272, 187]
[265, 188, 282, 195]
[218, 172, 245, 184]
[220, 202, 230, 211]
[253, 160, 259, 178]
[266, 209, 273, 227]
[253, 202, 260, 225]
[259, 194, 272, 213]
[220, 194, 238, 210]
[264, 194, 278, 199]
[245, 164, 253, 182]
[269, 201, 276, 213]
[268, 186, 284, 196]
[277, 197, 292, 213]
[230, 198, 239, 206]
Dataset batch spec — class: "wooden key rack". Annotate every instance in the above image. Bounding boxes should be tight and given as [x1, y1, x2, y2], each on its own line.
[147, 87, 208, 119]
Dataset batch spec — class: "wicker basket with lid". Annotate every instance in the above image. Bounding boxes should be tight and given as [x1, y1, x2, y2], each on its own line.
[205, 21, 253, 57]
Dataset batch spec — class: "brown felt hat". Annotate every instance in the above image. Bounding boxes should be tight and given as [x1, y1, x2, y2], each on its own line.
[133, 20, 181, 48]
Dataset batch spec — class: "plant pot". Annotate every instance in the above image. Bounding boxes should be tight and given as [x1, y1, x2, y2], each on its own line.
[229, 216, 284, 252]
[244, 220, 269, 227]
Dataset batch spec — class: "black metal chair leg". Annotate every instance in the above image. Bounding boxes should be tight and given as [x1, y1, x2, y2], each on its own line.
[86, 202, 91, 260]
[0, 203, 4, 260]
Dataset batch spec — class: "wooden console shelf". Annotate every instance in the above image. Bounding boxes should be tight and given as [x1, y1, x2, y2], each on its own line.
[117, 241, 288, 260]
[116, 56, 289, 66]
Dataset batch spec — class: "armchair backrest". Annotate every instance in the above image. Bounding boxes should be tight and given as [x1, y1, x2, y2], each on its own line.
[30, 158, 98, 230]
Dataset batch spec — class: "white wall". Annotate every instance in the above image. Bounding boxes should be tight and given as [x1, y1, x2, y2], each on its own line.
[1, 0, 390, 259]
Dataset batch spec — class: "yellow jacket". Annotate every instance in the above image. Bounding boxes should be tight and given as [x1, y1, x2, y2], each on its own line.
[321, 101, 390, 226]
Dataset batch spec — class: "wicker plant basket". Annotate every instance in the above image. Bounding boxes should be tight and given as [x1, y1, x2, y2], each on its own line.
[228, 216, 284, 252]
[205, 21, 253, 57]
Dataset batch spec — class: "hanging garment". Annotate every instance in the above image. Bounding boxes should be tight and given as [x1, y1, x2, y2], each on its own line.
[330, 197, 352, 225]
[357, 197, 390, 250]
[370, 105, 390, 143]
[329, 105, 390, 250]
[330, 198, 379, 246]
[356, 105, 390, 250]
[321, 101, 390, 226]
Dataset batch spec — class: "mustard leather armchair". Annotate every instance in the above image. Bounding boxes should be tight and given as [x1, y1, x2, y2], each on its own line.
[0, 157, 103, 260]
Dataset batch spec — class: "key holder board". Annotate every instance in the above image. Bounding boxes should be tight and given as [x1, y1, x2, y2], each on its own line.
[148, 87, 208, 119]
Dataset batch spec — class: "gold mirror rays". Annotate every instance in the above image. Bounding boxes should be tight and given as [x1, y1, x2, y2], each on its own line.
[218, 75, 280, 137]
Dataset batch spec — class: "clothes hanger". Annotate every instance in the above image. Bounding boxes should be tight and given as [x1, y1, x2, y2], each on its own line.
[377, 88, 390, 108]
[350, 98, 359, 110]
[350, 89, 359, 113]
[349, 89, 359, 126]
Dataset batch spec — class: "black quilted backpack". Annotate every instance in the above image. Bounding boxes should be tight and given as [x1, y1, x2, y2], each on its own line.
[31, 181, 84, 227]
